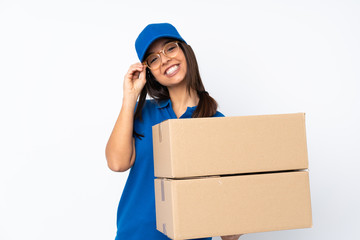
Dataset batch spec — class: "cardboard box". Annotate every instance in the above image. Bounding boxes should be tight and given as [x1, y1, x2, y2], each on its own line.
[152, 113, 312, 239]
[154, 171, 312, 240]
[152, 113, 308, 178]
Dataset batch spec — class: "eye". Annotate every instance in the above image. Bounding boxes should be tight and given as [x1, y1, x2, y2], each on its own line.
[150, 57, 158, 64]
[167, 47, 176, 52]
[147, 55, 159, 65]
[165, 43, 178, 53]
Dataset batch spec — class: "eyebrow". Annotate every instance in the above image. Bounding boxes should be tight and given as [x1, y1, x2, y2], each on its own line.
[147, 39, 174, 55]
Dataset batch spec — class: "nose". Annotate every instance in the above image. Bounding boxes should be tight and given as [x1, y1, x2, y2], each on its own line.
[160, 50, 171, 64]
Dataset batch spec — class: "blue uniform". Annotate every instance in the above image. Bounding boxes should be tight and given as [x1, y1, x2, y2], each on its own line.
[115, 98, 224, 240]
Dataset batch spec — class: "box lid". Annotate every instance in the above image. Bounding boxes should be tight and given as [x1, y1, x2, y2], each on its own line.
[152, 113, 308, 178]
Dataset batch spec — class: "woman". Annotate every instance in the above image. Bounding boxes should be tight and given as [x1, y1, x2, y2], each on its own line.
[105, 23, 241, 240]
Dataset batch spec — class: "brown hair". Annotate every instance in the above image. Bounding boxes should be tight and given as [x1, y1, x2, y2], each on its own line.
[134, 40, 219, 138]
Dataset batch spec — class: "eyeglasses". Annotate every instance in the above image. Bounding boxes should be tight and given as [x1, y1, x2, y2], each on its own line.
[143, 41, 180, 70]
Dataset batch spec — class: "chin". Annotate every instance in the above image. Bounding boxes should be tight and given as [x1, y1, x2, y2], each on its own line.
[158, 73, 186, 87]
[166, 76, 186, 87]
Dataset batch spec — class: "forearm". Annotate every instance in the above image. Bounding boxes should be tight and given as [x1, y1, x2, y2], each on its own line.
[105, 96, 137, 171]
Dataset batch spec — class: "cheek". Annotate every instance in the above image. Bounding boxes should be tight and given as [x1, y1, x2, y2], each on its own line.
[181, 61, 187, 75]
[182, 61, 187, 71]
[180, 56, 187, 71]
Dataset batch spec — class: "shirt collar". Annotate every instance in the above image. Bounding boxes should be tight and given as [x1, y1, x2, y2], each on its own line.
[155, 98, 171, 109]
[155, 98, 198, 118]
[155, 99, 197, 110]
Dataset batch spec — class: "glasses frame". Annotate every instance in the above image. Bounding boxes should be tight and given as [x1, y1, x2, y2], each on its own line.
[143, 41, 180, 70]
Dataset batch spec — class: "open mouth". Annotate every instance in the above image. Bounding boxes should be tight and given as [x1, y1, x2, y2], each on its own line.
[165, 64, 180, 76]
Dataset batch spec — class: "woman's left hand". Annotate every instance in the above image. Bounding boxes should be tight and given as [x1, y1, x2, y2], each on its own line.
[220, 234, 243, 240]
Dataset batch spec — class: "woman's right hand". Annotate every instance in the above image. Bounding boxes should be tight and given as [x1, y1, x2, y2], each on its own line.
[123, 63, 147, 101]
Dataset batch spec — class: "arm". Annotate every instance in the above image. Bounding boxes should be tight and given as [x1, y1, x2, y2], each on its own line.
[221, 234, 243, 240]
[105, 63, 146, 172]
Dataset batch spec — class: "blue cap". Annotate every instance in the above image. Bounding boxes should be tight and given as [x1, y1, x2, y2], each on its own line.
[135, 23, 186, 62]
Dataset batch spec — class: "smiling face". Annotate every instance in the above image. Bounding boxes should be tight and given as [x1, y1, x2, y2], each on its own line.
[145, 38, 187, 88]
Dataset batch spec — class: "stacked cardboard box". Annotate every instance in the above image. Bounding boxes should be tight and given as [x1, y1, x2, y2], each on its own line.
[152, 113, 312, 240]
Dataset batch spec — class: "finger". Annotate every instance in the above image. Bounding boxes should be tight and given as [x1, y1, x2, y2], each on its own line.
[139, 65, 147, 81]
[131, 62, 144, 70]
[127, 66, 142, 75]
[126, 64, 144, 77]
[132, 71, 140, 80]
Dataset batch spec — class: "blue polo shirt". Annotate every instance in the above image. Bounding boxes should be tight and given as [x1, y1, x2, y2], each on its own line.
[115, 98, 224, 240]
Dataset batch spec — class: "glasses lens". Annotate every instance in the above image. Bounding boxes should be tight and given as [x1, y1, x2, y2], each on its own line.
[146, 54, 160, 69]
[164, 42, 179, 58]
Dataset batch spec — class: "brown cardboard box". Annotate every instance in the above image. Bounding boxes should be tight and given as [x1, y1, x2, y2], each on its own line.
[152, 113, 312, 239]
[152, 113, 308, 178]
[154, 171, 312, 240]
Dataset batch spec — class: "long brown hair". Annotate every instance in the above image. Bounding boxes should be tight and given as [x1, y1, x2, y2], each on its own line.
[134, 40, 219, 138]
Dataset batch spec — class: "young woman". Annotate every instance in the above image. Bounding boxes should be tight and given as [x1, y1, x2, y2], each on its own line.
[105, 23, 241, 240]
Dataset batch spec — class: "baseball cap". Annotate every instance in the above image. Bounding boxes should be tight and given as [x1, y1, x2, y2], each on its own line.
[135, 23, 187, 62]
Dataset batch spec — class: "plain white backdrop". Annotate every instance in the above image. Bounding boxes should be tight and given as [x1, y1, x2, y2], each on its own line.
[0, 0, 359, 239]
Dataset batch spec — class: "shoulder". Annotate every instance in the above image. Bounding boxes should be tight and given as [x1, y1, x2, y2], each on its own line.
[135, 99, 160, 112]
[142, 99, 158, 109]
[133, 99, 159, 131]
[134, 99, 165, 123]
[212, 111, 225, 117]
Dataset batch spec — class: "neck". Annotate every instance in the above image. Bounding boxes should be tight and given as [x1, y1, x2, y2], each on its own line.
[167, 82, 199, 118]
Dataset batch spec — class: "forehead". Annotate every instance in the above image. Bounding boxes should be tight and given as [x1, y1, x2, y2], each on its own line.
[147, 38, 174, 54]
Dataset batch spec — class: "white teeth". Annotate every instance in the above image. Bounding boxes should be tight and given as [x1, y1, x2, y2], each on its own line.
[165, 65, 179, 75]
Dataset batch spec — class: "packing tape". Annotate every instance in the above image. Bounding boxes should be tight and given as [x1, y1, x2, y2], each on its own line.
[161, 179, 165, 201]
[158, 123, 162, 143]
[163, 223, 167, 235]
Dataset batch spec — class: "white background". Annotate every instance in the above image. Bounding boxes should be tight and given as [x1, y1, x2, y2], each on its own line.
[1, 0, 359, 239]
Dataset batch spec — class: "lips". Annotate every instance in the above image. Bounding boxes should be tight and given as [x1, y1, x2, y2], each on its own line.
[164, 64, 180, 76]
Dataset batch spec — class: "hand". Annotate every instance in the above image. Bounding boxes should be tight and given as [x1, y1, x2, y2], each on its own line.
[220, 234, 243, 240]
[123, 63, 147, 100]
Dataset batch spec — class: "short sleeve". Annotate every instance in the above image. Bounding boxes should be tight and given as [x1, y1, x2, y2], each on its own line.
[213, 111, 225, 117]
